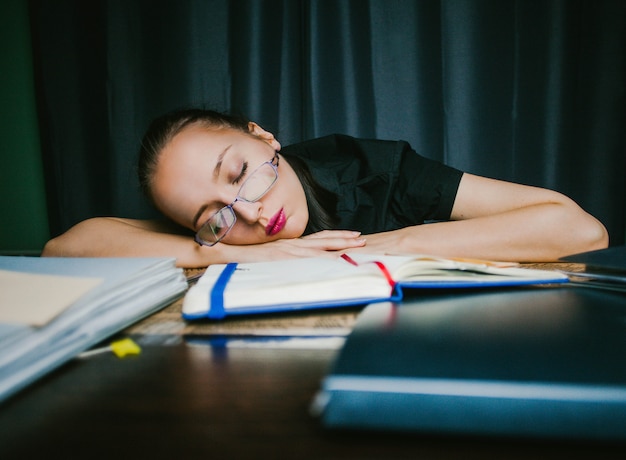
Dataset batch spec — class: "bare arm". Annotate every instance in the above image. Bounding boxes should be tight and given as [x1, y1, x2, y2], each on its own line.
[41, 217, 366, 268]
[42, 173, 608, 266]
[351, 173, 609, 262]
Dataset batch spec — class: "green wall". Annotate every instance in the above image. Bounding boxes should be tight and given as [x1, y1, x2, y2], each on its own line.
[0, 0, 49, 254]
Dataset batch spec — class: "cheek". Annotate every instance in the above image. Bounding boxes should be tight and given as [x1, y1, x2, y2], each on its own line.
[152, 167, 209, 230]
[284, 209, 308, 238]
[222, 226, 268, 245]
[151, 184, 198, 230]
[283, 180, 309, 235]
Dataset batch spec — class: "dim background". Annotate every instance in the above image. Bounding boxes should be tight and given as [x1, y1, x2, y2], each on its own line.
[1, 0, 624, 254]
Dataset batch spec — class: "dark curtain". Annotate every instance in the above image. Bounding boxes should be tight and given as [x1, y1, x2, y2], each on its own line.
[29, 0, 626, 245]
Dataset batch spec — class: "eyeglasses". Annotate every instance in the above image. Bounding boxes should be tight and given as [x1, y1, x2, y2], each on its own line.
[194, 153, 280, 246]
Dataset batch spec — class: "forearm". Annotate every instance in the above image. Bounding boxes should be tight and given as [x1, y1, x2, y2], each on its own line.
[42, 218, 368, 268]
[360, 201, 608, 262]
[42, 217, 215, 268]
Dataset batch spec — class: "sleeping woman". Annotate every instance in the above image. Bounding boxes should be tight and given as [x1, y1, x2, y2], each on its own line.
[42, 108, 608, 267]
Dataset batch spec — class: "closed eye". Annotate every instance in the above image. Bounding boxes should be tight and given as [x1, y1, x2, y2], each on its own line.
[233, 161, 248, 185]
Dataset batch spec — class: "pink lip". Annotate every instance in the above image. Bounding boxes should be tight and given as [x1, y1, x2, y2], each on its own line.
[266, 208, 286, 236]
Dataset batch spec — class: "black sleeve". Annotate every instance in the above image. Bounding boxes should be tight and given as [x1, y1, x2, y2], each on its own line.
[387, 140, 463, 227]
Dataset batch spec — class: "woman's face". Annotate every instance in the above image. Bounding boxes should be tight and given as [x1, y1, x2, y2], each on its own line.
[151, 123, 309, 245]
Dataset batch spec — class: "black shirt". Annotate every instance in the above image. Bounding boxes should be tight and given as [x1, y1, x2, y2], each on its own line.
[281, 134, 464, 234]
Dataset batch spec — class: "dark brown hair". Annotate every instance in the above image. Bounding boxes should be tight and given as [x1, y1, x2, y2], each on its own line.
[138, 108, 249, 202]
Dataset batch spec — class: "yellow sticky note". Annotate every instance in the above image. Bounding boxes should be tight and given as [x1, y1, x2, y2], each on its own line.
[110, 338, 141, 358]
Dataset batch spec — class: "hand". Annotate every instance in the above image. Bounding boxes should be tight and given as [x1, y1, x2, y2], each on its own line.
[223, 230, 367, 262]
[343, 229, 407, 256]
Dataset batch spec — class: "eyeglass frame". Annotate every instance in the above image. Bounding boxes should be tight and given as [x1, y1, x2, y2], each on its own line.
[194, 152, 280, 247]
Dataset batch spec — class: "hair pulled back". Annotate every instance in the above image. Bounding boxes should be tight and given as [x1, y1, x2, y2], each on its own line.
[137, 108, 250, 202]
[137, 108, 339, 234]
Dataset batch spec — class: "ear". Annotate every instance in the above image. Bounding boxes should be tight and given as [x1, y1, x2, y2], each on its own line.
[248, 122, 281, 151]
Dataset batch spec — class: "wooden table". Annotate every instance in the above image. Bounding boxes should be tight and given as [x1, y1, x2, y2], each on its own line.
[1, 263, 622, 458]
[3, 336, 623, 458]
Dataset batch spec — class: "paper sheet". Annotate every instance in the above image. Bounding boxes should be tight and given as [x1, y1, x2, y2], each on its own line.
[0, 269, 102, 326]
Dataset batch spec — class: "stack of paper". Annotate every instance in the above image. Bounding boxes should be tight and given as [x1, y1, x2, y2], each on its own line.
[0, 257, 187, 402]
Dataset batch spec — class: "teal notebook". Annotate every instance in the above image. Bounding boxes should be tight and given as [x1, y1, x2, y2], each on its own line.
[313, 287, 626, 440]
[560, 245, 626, 293]
[561, 245, 626, 272]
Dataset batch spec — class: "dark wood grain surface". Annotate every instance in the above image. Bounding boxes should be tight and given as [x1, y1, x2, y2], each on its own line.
[1, 335, 621, 459]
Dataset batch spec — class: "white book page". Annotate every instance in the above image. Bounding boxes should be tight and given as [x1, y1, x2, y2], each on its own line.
[184, 257, 392, 314]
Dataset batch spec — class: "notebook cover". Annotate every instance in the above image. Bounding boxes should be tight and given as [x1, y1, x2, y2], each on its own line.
[314, 286, 626, 440]
[560, 245, 626, 271]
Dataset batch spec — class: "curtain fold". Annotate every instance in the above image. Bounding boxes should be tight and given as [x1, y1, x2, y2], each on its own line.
[29, 0, 626, 244]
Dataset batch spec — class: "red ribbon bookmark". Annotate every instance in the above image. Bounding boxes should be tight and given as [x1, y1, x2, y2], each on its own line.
[340, 254, 396, 290]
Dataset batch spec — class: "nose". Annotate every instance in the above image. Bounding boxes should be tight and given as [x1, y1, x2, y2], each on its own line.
[232, 200, 262, 224]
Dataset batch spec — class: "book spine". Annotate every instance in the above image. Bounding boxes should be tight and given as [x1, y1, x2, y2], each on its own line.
[208, 263, 238, 319]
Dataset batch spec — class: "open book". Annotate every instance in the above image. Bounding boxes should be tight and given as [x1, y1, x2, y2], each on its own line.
[182, 254, 568, 320]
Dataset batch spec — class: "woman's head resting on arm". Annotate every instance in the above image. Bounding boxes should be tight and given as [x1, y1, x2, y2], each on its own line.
[138, 109, 310, 246]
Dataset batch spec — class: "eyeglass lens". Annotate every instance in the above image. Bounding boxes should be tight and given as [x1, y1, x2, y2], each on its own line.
[238, 163, 277, 201]
[196, 157, 278, 245]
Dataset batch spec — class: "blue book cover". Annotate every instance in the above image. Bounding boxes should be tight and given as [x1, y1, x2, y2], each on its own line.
[313, 287, 626, 440]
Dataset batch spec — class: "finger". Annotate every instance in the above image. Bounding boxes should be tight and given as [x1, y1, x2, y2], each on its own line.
[301, 230, 362, 240]
[294, 236, 367, 251]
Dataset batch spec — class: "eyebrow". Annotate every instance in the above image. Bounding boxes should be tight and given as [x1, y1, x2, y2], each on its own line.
[213, 145, 231, 180]
[192, 145, 231, 229]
